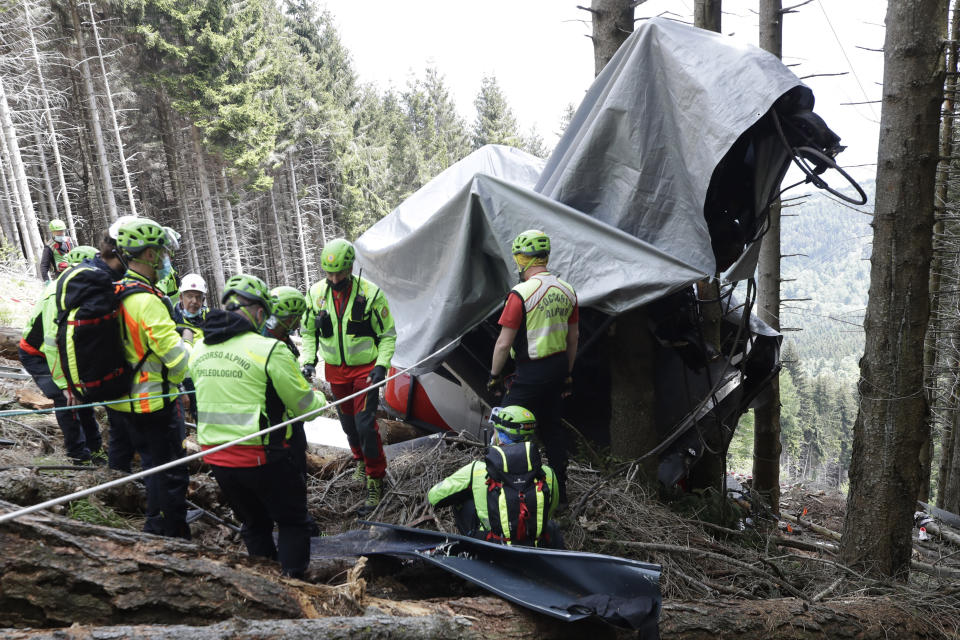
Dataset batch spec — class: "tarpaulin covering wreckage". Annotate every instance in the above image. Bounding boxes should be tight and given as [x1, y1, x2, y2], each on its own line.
[312, 522, 662, 633]
[356, 18, 860, 482]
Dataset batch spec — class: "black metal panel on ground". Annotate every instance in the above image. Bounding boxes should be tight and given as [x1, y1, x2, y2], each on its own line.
[311, 522, 661, 634]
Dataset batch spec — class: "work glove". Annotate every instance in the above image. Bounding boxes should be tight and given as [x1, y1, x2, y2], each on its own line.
[486, 373, 504, 396]
[301, 363, 316, 381]
[367, 365, 387, 386]
[562, 375, 574, 399]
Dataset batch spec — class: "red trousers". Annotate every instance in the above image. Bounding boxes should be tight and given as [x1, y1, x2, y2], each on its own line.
[328, 363, 386, 478]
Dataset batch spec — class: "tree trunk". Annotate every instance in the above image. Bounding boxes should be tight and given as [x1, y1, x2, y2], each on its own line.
[930, 0, 960, 507]
[156, 100, 199, 274]
[0, 162, 21, 252]
[310, 142, 328, 244]
[608, 308, 658, 470]
[0, 326, 21, 359]
[87, 0, 136, 217]
[288, 153, 311, 287]
[191, 126, 225, 296]
[269, 185, 291, 284]
[32, 132, 58, 222]
[219, 170, 243, 273]
[69, 0, 118, 223]
[0, 79, 41, 265]
[0, 501, 362, 628]
[24, 0, 75, 237]
[840, 0, 947, 578]
[752, 0, 783, 515]
[589, 0, 635, 77]
[694, 0, 722, 33]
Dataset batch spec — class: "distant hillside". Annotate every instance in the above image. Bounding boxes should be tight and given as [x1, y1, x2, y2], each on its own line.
[779, 179, 875, 380]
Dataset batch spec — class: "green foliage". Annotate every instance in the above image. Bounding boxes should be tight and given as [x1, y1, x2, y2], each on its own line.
[472, 74, 521, 149]
[68, 498, 134, 529]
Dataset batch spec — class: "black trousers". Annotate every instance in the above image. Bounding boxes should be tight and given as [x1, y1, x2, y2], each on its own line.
[105, 404, 190, 539]
[19, 349, 101, 462]
[503, 357, 569, 489]
[211, 459, 311, 577]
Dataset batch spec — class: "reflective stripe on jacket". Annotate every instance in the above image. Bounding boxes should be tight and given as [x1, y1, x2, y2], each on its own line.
[510, 272, 576, 361]
[427, 443, 559, 544]
[20, 280, 66, 388]
[191, 330, 326, 465]
[112, 271, 190, 413]
[301, 275, 396, 368]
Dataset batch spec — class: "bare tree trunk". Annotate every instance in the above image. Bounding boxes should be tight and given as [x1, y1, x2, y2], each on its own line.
[0, 79, 41, 265]
[87, 0, 136, 217]
[589, 0, 635, 76]
[753, 0, 783, 515]
[190, 125, 225, 296]
[24, 0, 75, 236]
[269, 184, 290, 284]
[694, 0, 722, 32]
[219, 170, 242, 273]
[0, 130, 26, 257]
[840, 0, 947, 578]
[928, 0, 960, 505]
[310, 142, 328, 244]
[156, 100, 198, 274]
[0, 154, 22, 252]
[69, 0, 117, 222]
[288, 153, 310, 287]
[33, 132, 58, 221]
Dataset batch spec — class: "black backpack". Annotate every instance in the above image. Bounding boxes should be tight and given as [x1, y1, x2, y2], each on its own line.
[483, 442, 551, 547]
[54, 266, 154, 402]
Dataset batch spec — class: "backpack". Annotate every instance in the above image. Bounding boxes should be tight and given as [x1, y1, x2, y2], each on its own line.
[54, 266, 154, 402]
[483, 442, 551, 547]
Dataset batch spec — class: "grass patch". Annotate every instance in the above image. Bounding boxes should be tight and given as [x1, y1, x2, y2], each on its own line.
[68, 498, 135, 529]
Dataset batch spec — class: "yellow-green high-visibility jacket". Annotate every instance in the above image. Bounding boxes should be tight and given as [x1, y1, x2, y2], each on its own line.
[428, 441, 559, 546]
[190, 314, 326, 467]
[301, 275, 397, 369]
[113, 271, 191, 414]
[510, 272, 577, 362]
[20, 280, 65, 388]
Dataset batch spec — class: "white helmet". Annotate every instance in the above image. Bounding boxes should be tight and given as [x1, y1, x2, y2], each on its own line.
[180, 273, 207, 295]
[107, 215, 138, 240]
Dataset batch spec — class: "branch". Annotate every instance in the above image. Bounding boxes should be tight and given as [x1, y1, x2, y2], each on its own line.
[781, 0, 814, 13]
[592, 538, 808, 600]
[799, 72, 849, 80]
[576, 5, 597, 14]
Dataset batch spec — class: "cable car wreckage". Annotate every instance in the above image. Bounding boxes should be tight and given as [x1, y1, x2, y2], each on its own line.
[314, 18, 867, 633]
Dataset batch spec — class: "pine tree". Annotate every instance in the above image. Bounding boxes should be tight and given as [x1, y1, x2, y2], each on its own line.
[472, 74, 521, 149]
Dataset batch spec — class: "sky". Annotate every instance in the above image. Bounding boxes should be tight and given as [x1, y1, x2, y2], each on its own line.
[321, 0, 886, 182]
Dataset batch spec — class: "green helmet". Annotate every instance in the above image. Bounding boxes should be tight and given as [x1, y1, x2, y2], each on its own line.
[490, 405, 537, 441]
[65, 245, 97, 266]
[320, 239, 356, 273]
[49, 219, 67, 233]
[115, 217, 168, 256]
[270, 286, 306, 318]
[222, 273, 271, 310]
[511, 230, 550, 257]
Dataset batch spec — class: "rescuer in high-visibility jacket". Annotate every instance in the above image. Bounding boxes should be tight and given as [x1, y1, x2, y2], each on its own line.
[301, 239, 397, 516]
[192, 274, 327, 578]
[19, 246, 104, 465]
[107, 217, 192, 539]
[39, 219, 74, 282]
[428, 405, 564, 549]
[487, 230, 578, 504]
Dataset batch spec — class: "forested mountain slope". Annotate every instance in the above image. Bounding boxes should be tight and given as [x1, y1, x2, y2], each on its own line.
[780, 179, 874, 379]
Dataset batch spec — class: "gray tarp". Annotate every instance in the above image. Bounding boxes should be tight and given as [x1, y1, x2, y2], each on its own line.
[356, 19, 807, 371]
[536, 17, 805, 274]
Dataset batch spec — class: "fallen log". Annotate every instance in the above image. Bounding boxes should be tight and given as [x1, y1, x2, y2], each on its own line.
[0, 500, 363, 628]
[0, 468, 145, 514]
[0, 326, 20, 361]
[4, 595, 952, 640]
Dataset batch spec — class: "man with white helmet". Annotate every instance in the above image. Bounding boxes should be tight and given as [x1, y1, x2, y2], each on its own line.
[173, 273, 209, 345]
